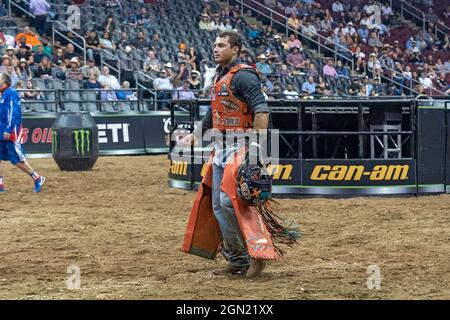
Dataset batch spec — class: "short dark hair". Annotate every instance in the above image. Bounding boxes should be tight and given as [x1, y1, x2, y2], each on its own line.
[217, 31, 242, 55]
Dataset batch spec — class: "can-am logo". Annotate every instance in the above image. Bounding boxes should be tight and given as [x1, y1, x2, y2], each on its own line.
[97, 124, 130, 143]
[310, 165, 409, 181]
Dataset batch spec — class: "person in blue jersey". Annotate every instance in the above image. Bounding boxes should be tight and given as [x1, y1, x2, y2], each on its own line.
[0, 73, 45, 193]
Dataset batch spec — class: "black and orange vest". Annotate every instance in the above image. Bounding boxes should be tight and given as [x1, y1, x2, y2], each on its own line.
[211, 63, 254, 131]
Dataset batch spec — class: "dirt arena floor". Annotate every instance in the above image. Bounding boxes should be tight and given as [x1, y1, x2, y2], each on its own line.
[0, 155, 449, 300]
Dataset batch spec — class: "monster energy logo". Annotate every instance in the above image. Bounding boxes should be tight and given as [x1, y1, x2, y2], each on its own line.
[73, 129, 91, 156]
[52, 130, 58, 153]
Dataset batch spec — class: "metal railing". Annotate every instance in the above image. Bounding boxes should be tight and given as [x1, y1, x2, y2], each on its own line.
[8, 0, 35, 18]
[400, 1, 426, 34]
[229, 0, 421, 95]
[136, 71, 157, 110]
[231, 0, 448, 96]
[229, 0, 354, 68]
[100, 49, 121, 83]
[400, 0, 450, 39]
[7, 0, 88, 65]
[16, 86, 445, 114]
[52, 21, 87, 64]
[18, 87, 208, 113]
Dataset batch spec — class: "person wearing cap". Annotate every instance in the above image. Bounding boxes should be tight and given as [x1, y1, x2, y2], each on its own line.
[152, 69, 173, 110]
[199, 13, 213, 31]
[3, 46, 17, 67]
[65, 57, 83, 80]
[187, 70, 201, 91]
[255, 53, 272, 77]
[15, 58, 32, 81]
[16, 45, 34, 66]
[177, 43, 190, 64]
[81, 58, 101, 79]
[343, 22, 356, 36]
[286, 46, 305, 69]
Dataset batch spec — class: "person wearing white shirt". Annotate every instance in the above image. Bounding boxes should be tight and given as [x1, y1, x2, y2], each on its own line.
[334, 23, 344, 36]
[343, 22, 356, 36]
[332, 1, 344, 13]
[381, 4, 393, 15]
[419, 73, 433, 89]
[199, 14, 213, 31]
[153, 69, 174, 110]
[283, 84, 299, 100]
[97, 66, 121, 90]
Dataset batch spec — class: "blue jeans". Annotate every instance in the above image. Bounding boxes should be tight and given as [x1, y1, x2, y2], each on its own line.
[212, 163, 249, 268]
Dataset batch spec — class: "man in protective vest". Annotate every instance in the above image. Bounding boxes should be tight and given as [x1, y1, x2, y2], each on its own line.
[180, 31, 275, 277]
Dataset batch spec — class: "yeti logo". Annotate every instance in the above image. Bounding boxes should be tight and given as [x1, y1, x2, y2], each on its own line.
[73, 129, 91, 156]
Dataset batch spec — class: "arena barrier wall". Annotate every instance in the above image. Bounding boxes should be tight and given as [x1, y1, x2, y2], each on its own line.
[22, 111, 192, 157]
[167, 98, 450, 196]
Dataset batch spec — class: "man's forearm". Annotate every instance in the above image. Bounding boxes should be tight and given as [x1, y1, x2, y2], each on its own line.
[253, 112, 269, 132]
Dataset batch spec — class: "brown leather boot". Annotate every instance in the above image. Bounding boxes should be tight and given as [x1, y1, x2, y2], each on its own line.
[212, 264, 248, 276]
[246, 258, 266, 277]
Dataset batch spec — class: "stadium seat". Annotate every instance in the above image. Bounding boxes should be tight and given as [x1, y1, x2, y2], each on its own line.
[48, 79, 64, 90]
[81, 90, 98, 112]
[101, 101, 117, 112]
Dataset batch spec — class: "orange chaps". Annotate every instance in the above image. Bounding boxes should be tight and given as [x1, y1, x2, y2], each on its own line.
[181, 150, 280, 260]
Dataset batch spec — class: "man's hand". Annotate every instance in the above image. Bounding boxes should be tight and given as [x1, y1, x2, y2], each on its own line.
[3, 132, 11, 141]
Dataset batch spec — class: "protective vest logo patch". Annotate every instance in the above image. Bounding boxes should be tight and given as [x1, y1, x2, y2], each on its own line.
[217, 83, 229, 96]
